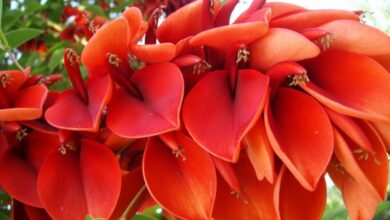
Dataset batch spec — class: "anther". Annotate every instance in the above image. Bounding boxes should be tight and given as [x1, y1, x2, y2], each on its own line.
[58, 141, 77, 155]
[15, 128, 28, 141]
[88, 20, 97, 34]
[66, 49, 80, 67]
[313, 33, 334, 51]
[331, 162, 345, 175]
[353, 148, 382, 166]
[236, 48, 250, 64]
[209, 0, 215, 15]
[172, 148, 187, 161]
[108, 53, 121, 68]
[288, 72, 310, 86]
[193, 60, 212, 75]
[1, 74, 13, 88]
[230, 190, 249, 205]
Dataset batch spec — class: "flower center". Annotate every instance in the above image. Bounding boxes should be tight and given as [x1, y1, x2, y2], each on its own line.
[1, 74, 12, 88]
[15, 128, 28, 141]
[58, 141, 77, 155]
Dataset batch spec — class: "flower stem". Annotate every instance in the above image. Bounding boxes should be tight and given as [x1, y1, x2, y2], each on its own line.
[119, 185, 147, 220]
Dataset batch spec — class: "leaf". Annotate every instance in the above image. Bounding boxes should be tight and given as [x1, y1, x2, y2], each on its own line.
[374, 201, 390, 220]
[0, 0, 3, 28]
[131, 215, 156, 220]
[49, 48, 65, 72]
[85, 215, 105, 220]
[85, 5, 105, 16]
[4, 28, 43, 48]
[0, 213, 9, 220]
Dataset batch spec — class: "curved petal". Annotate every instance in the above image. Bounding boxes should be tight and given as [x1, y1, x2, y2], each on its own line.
[25, 205, 51, 220]
[183, 69, 269, 162]
[131, 43, 176, 63]
[81, 18, 129, 70]
[371, 121, 390, 151]
[0, 85, 48, 121]
[213, 155, 277, 219]
[249, 28, 320, 71]
[302, 50, 390, 123]
[156, 1, 202, 43]
[264, 88, 333, 191]
[319, 20, 390, 56]
[107, 63, 184, 138]
[143, 133, 217, 220]
[270, 10, 360, 31]
[0, 70, 26, 94]
[274, 166, 326, 220]
[244, 116, 275, 183]
[212, 156, 241, 192]
[0, 132, 58, 207]
[332, 124, 388, 201]
[122, 7, 143, 45]
[263, 2, 306, 19]
[45, 75, 112, 131]
[37, 139, 121, 220]
[190, 21, 268, 49]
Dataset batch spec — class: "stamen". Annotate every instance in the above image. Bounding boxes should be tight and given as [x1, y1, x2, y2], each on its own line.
[172, 148, 187, 161]
[128, 53, 144, 71]
[230, 189, 249, 204]
[66, 49, 80, 68]
[358, 11, 374, 24]
[15, 128, 28, 141]
[58, 141, 77, 155]
[193, 60, 212, 75]
[314, 33, 334, 51]
[353, 148, 382, 166]
[331, 162, 345, 175]
[1, 74, 13, 88]
[209, 0, 215, 15]
[236, 48, 250, 64]
[108, 53, 121, 68]
[288, 72, 310, 86]
[88, 20, 97, 34]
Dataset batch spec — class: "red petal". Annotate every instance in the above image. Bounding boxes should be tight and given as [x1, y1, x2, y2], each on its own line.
[249, 28, 320, 71]
[212, 156, 241, 192]
[183, 69, 269, 162]
[263, 2, 306, 19]
[265, 88, 333, 190]
[326, 108, 373, 152]
[156, 1, 202, 43]
[0, 85, 48, 121]
[244, 117, 275, 183]
[0, 132, 58, 207]
[110, 167, 146, 220]
[45, 75, 112, 131]
[25, 205, 51, 220]
[143, 134, 217, 219]
[302, 50, 390, 123]
[37, 139, 121, 220]
[0, 70, 26, 94]
[190, 21, 268, 49]
[274, 166, 326, 220]
[213, 155, 277, 219]
[270, 9, 360, 31]
[333, 124, 388, 200]
[319, 20, 390, 56]
[81, 18, 129, 70]
[107, 63, 183, 138]
[131, 43, 176, 63]
[122, 7, 143, 45]
[372, 121, 390, 151]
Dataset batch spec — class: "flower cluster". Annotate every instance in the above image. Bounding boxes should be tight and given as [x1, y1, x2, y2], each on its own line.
[0, 0, 390, 220]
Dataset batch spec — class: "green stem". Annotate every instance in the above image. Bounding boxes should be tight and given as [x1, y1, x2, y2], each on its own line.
[0, 28, 24, 72]
[119, 185, 147, 220]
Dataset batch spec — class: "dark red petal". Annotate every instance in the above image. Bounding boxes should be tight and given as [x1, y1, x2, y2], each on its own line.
[303, 50, 390, 123]
[249, 28, 320, 71]
[0, 132, 58, 207]
[45, 75, 112, 131]
[25, 205, 51, 220]
[265, 88, 333, 191]
[213, 155, 277, 219]
[183, 69, 269, 162]
[37, 139, 121, 220]
[81, 18, 129, 70]
[156, 1, 202, 43]
[371, 121, 390, 151]
[244, 117, 275, 183]
[270, 9, 360, 31]
[274, 166, 326, 220]
[190, 21, 268, 50]
[143, 134, 217, 219]
[0, 85, 48, 121]
[212, 156, 241, 192]
[107, 63, 184, 138]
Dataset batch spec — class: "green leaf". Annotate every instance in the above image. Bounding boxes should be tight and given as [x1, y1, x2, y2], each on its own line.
[85, 215, 105, 220]
[0, 213, 9, 220]
[85, 5, 106, 16]
[4, 28, 43, 48]
[49, 48, 65, 72]
[131, 215, 156, 220]
[47, 41, 70, 55]
[374, 201, 390, 220]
